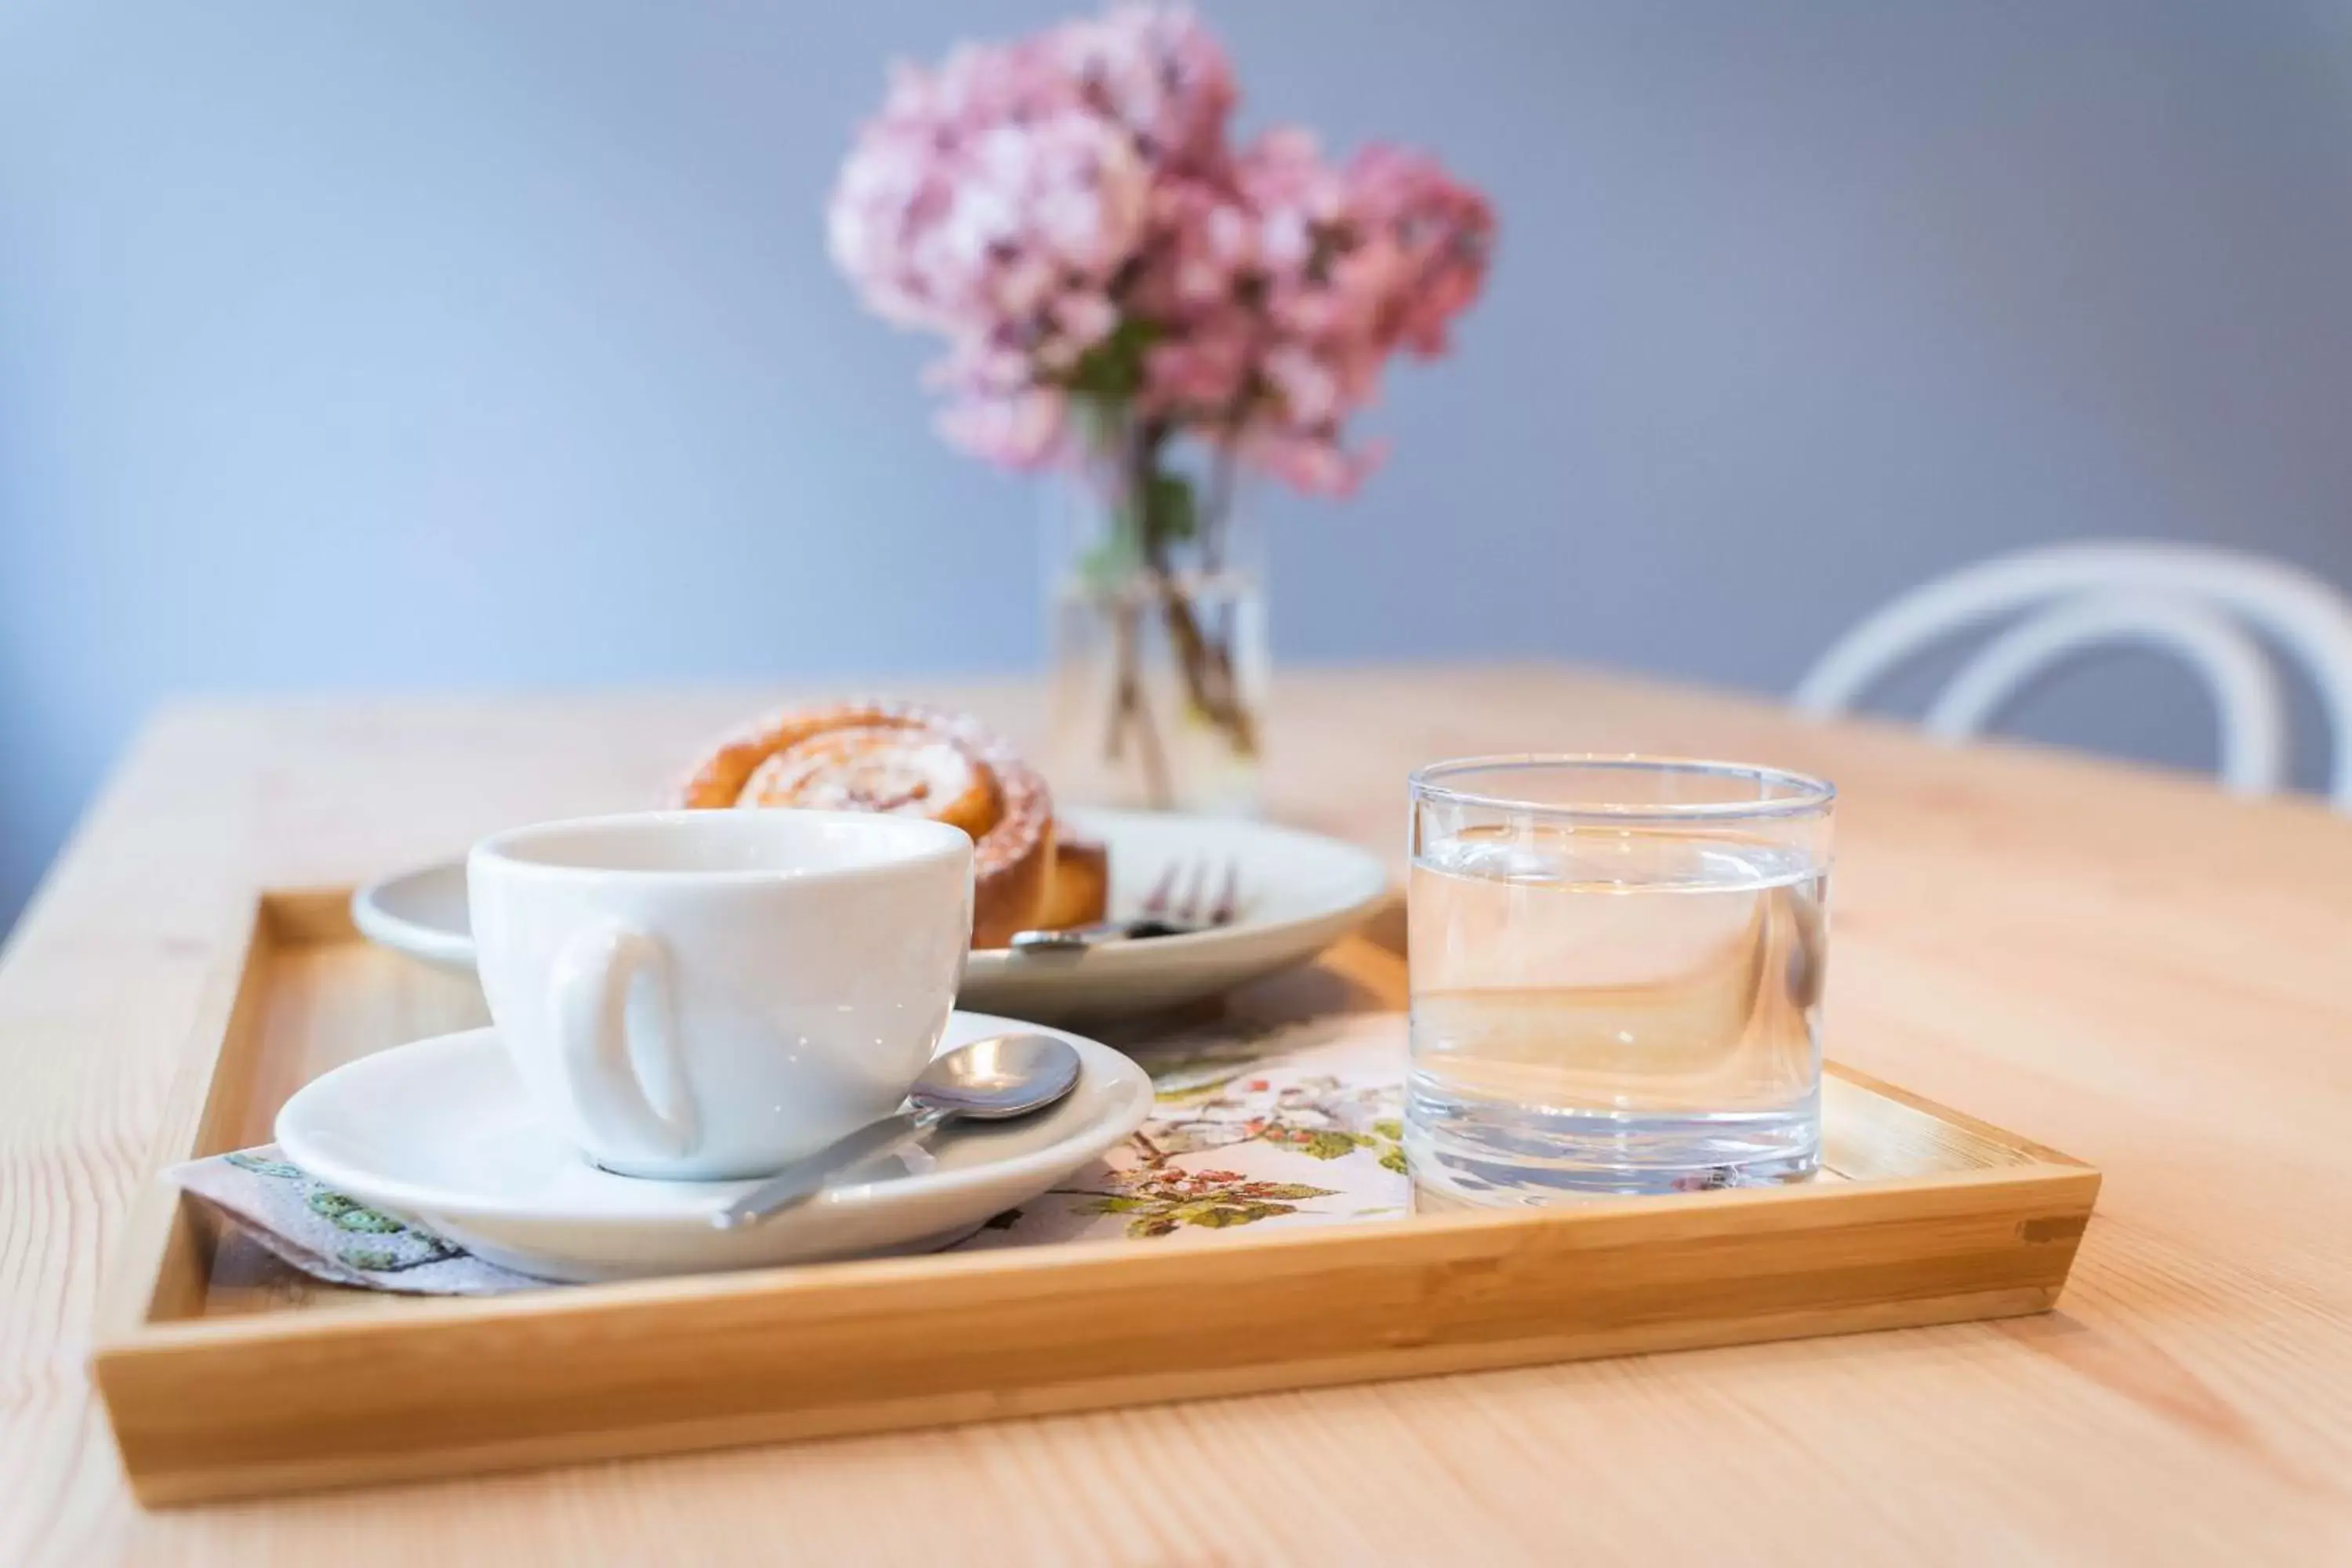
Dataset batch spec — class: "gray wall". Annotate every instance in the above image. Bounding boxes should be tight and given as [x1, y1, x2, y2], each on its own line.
[5, 1, 2350, 926]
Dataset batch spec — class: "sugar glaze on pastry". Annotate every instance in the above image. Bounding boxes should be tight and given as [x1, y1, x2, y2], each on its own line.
[675, 701, 1056, 947]
[740, 726, 996, 836]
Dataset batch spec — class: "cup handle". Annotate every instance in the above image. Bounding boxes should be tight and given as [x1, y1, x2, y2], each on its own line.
[548, 921, 699, 1163]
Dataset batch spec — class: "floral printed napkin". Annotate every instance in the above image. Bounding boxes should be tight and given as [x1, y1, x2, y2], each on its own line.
[166, 1012, 1412, 1296]
[960, 1010, 1407, 1247]
[172, 1149, 541, 1294]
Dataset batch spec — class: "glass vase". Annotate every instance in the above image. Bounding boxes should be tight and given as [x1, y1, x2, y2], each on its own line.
[1041, 417, 1267, 816]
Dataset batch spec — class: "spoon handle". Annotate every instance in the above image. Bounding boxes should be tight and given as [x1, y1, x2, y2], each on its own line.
[710, 1104, 953, 1230]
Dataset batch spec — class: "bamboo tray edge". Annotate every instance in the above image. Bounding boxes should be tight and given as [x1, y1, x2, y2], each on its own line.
[91, 887, 2100, 1507]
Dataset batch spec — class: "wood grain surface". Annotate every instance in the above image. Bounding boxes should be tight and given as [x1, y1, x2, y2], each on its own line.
[8, 665, 2352, 1563]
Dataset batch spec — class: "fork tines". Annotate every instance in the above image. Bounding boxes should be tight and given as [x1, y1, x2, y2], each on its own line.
[1143, 854, 1242, 927]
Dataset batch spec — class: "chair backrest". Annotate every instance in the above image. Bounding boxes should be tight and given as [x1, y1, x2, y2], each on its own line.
[1794, 542, 2352, 808]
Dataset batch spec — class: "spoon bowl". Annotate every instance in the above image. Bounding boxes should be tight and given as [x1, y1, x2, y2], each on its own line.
[712, 1033, 1084, 1230]
[922, 1033, 1083, 1119]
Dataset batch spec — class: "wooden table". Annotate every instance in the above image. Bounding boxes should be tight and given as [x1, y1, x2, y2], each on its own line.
[7, 665, 2351, 1564]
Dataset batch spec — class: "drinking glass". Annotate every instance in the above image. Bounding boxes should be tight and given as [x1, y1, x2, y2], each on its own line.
[1406, 756, 1835, 1204]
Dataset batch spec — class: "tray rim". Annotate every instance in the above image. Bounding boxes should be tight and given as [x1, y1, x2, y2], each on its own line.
[90, 884, 2101, 1504]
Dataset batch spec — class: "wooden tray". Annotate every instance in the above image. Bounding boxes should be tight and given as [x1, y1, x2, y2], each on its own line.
[93, 890, 2099, 1507]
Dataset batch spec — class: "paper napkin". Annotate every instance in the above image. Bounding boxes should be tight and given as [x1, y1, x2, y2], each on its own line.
[167, 1013, 1413, 1296]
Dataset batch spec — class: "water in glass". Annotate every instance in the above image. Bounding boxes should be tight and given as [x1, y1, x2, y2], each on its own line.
[1044, 567, 1267, 816]
[1408, 819, 1828, 1202]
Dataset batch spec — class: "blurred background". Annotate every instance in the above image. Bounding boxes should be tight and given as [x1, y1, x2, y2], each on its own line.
[4, 0, 2351, 931]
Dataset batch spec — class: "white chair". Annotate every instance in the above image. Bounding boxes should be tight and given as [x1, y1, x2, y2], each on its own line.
[1794, 542, 2352, 809]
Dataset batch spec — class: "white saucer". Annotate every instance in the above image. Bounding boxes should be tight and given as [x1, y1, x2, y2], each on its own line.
[274, 1011, 1152, 1283]
[354, 807, 1391, 1022]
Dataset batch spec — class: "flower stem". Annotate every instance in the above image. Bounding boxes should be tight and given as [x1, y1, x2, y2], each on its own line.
[1103, 596, 1174, 808]
[1077, 403, 1258, 811]
[1131, 419, 1259, 761]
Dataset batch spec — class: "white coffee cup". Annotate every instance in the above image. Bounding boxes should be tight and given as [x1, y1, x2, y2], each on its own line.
[467, 809, 974, 1181]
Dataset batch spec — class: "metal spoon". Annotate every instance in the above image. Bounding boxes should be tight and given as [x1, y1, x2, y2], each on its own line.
[709, 1033, 1083, 1230]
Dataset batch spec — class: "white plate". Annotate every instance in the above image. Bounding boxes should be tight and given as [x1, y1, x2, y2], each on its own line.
[274, 1011, 1152, 1283]
[352, 808, 1392, 1022]
[351, 858, 474, 973]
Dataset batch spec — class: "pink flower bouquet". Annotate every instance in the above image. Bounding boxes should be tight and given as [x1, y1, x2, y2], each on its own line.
[829, 4, 1494, 804]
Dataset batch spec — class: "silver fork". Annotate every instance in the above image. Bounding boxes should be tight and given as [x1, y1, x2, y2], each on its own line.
[1007, 854, 1241, 953]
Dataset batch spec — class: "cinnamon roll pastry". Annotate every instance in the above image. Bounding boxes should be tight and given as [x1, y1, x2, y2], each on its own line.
[675, 701, 1055, 947]
[1037, 830, 1109, 931]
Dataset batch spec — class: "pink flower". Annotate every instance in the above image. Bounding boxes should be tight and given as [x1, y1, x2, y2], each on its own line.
[1345, 144, 1497, 358]
[1128, 176, 1253, 318]
[1207, 129, 1405, 491]
[1127, 176, 1261, 419]
[829, 91, 1146, 343]
[937, 390, 1069, 470]
[1142, 325, 1254, 418]
[1048, 4, 1237, 171]
[827, 5, 1493, 490]
[1236, 129, 1349, 235]
[1240, 426, 1384, 500]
